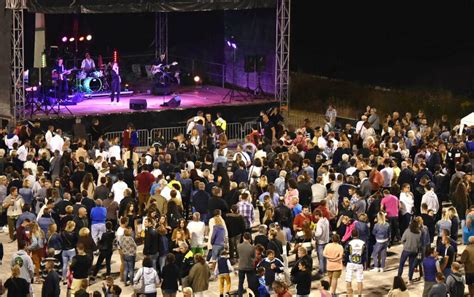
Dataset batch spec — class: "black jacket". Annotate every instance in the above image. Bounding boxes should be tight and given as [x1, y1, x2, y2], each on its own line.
[143, 227, 159, 255]
[192, 190, 210, 214]
[42, 270, 61, 297]
[225, 213, 246, 238]
[208, 197, 229, 216]
[119, 197, 137, 217]
[98, 230, 115, 251]
[274, 204, 293, 228]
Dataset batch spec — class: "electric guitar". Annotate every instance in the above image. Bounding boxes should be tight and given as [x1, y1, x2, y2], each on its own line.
[52, 67, 76, 81]
[151, 61, 178, 75]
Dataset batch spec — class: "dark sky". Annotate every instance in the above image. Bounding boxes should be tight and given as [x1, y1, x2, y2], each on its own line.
[33, 2, 474, 97]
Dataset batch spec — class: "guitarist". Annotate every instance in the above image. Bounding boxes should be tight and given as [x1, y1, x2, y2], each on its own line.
[52, 57, 69, 100]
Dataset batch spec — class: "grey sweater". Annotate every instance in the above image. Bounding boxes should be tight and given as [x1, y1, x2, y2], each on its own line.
[401, 229, 422, 253]
[237, 241, 255, 271]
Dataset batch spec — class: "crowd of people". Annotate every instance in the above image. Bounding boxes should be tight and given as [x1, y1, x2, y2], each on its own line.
[0, 105, 471, 297]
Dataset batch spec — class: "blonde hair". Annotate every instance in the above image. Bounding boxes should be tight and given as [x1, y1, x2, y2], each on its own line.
[65, 205, 74, 214]
[376, 212, 386, 225]
[448, 207, 458, 219]
[11, 265, 21, 278]
[79, 227, 90, 237]
[65, 221, 76, 232]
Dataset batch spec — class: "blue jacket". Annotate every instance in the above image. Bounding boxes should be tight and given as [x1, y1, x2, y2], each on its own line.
[211, 225, 226, 246]
[90, 206, 107, 225]
[372, 222, 391, 242]
[47, 233, 63, 251]
[38, 215, 55, 236]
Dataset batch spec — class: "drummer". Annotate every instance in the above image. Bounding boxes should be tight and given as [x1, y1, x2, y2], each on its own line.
[81, 52, 96, 75]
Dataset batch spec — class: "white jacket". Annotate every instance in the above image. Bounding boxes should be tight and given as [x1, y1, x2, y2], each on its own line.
[134, 267, 160, 294]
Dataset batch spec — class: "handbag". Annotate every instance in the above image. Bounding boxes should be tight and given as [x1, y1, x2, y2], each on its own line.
[133, 268, 146, 296]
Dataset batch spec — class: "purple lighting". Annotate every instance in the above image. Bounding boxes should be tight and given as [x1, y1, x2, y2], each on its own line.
[226, 41, 231, 47]
[231, 43, 237, 49]
[62, 36, 68, 43]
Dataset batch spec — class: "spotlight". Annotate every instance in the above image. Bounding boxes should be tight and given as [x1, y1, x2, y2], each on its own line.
[86, 34, 92, 41]
[193, 76, 201, 83]
[79, 36, 85, 42]
[69, 37, 75, 42]
[226, 41, 231, 47]
[61, 36, 68, 43]
[231, 43, 237, 49]
[113, 50, 118, 63]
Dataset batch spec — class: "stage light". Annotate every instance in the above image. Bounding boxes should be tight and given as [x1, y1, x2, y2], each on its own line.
[193, 76, 201, 83]
[69, 37, 75, 42]
[61, 36, 68, 43]
[41, 52, 47, 68]
[226, 41, 231, 47]
[86, 34, 92, 41]
[79, 36, 85, 42]
[231, 43, 237, 49]
[113, 50, 118, 63]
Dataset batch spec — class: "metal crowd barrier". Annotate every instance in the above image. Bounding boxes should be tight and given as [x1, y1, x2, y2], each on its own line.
[103, 121, 258, 147]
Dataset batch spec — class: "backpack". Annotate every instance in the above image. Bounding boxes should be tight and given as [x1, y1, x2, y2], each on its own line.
[447, 274, 465, 297]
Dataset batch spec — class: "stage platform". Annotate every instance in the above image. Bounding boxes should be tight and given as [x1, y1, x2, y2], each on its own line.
[33, 85, 278, 133]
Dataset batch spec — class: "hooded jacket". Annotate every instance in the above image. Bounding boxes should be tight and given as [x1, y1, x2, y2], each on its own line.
[133, 267, 160, 294]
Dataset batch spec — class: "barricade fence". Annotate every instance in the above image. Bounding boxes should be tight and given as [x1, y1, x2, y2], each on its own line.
[102, 121, 259, 147]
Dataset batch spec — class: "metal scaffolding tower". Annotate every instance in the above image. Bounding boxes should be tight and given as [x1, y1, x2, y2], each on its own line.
[155, 12, 168, 62]
[6, 0, 26, 123]
[275, 0, 291, 110]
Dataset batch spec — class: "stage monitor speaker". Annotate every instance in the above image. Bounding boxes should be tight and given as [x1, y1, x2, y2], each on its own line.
[130, 99, 147, 110]
[161, 96, 181, 108]
[244, 55, 256, 73]
[256, 55, 265, 72]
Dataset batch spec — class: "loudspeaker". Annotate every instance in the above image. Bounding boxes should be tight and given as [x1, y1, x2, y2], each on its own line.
[244, 55, 256, 73]
[256, 55, 265, 72]
[161, 96, 181, 108]
[130, 99, 147, 110]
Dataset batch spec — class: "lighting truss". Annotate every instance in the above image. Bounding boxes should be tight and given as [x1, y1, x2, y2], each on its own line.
[275, 0, 291, 111]
[155, 12, 168, 62]
[6, 0, 26, 123]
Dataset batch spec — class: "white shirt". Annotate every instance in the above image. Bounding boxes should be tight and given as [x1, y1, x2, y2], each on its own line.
[160, 185, 182, 201]
[4, 135, 19, 150]
[108, 145, 121, 161]
[421, 190, 439, 214]
[111, 181, 128, 204]
[17, 145, 28, 162]
[50, 135, 64, 154]
[311, 183, 327, 203]
[380, 167, 394, 188]
[151, 169, 162, 179]
[187, 220, 206, 248]
[81, 58, 95, 71]
[399, 192, 414, 214]
[317, 136, 327, 150]
[233, 151, 251, 167]
[24, 161, 37, 177]
[45, 130, 53, 149]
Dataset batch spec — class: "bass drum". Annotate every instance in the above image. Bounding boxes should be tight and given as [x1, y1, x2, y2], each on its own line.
[82, 77, 102, 93]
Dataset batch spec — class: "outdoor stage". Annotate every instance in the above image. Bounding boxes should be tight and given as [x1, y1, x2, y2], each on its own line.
[34, 85, 278, 132]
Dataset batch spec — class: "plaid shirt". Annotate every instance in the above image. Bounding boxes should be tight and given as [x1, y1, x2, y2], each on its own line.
[237, 200, 254, 229]
[119, 235, 137, 257]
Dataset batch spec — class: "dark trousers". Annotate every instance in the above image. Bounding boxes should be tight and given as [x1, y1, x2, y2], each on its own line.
[388, 216, 400, 243]
[398, 250, 417, 281]
[93, 250, 113, 276]
[55, 79, 68, 99]
[110, 79, 120, 102]
[238, 270, 258, 297]
[229, 235, 241, 260]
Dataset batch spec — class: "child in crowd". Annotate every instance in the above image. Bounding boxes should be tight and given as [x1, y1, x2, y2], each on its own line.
[257, 266, 270, 297]
[214, 250, 233, 297]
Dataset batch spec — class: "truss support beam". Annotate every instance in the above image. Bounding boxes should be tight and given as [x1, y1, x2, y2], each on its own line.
[275, 0, 291, 111]
[6, 0, 26, 123]
[155, 12, 168, 62]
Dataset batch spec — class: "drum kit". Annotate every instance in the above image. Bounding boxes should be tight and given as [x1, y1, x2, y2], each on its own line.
[74, 68, 108, 93]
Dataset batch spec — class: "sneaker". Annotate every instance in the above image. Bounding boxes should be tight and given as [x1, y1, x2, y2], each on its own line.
[379, 268, 384, 272]
[369, 268, 379, 272]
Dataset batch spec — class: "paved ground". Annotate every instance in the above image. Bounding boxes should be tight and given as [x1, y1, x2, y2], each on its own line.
[0, 230, 446, 297]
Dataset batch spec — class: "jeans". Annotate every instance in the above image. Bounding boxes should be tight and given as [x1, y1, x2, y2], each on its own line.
[62, 248, 76, 279]
[229, 235, 240, 260]
[91, 223, 106, 245]
[317, 243, 327, 274]
[372, 241, 388, 269]
[147, 252, 159, 272]
[211, 244, 224, 261]
[238, 270, 258, 297]
[123, 255, 135, 283]
[398, 250, 417, 281]
[159, 254, 167, 274]
[93, 250, 113, 276]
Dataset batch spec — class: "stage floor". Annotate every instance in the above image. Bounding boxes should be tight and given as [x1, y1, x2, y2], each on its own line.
[34, 85, 275, 119]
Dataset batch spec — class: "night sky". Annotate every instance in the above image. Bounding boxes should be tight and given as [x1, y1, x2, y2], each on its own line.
[28, 2, 474, 97]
